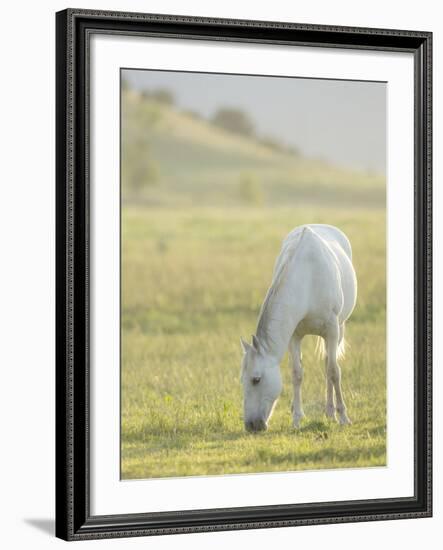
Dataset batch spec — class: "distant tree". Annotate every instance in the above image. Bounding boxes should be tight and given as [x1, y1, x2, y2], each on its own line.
[259, 136, 283, 152]
[259, 136, 300, 156]
[123, 132, 160, 194]
[151, 88, 175, 105]
[238, 172, 264, 205]
[285, 144, 300, 156]
[183, 109, 202, 120]
[121, 101, 162, 196]
[212, 108, 255, 137]
[140, 89, 152, 100]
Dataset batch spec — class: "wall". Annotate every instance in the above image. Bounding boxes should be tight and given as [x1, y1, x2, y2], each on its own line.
[0, 1, 440, 548]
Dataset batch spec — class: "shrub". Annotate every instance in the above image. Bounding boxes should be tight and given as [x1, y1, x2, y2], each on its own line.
[238, 172, 264, 205]
[151, 88, 175, 106]
[212, 108, 255, 137]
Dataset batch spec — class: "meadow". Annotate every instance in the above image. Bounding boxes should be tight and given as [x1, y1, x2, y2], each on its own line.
[121, 88, 386, 479]
[121, 206, 386, 479]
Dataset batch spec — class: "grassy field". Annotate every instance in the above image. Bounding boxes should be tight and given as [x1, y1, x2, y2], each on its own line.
[121, 206, 386, 479]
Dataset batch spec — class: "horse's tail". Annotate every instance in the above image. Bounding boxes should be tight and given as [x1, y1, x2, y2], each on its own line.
[337, 332, 346, 359]
[315, 325, 346, 360]
[315, 337, 326, 359]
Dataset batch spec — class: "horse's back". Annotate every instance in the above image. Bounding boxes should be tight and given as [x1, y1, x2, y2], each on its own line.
[283, 224, 357, 325]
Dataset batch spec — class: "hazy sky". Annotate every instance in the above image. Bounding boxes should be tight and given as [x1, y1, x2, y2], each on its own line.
[123, 69, 386, 175]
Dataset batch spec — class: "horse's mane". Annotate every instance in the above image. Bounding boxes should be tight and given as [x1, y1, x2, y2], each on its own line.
[256, 229, 307, 346]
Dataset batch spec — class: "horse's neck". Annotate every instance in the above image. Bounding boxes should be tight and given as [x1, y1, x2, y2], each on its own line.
[256, 295, 299, 363]
[256, 236, 308, 362]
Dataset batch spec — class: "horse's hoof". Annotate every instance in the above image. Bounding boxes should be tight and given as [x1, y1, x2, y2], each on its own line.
[339, 415, 352, 425]
[325, 405, 336, 421]
[292, 413, 305, 429]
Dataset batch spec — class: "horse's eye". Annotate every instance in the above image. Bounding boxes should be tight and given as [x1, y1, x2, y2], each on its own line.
[252, 376, 261, 386]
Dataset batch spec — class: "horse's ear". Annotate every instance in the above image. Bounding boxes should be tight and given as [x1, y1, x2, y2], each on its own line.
[240, 337, 250, 354]
[251, 335, 262, 353]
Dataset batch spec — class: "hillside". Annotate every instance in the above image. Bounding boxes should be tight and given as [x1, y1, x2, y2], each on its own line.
[121, 89, 385, 207]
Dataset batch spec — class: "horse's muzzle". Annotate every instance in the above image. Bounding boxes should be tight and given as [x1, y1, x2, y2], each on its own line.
[245, 419, 268, 433]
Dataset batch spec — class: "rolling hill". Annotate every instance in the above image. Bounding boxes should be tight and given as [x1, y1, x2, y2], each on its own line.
[121, 89, 385, 207]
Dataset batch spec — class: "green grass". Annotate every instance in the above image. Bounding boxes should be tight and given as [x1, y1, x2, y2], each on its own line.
[121, 206, 386, 479]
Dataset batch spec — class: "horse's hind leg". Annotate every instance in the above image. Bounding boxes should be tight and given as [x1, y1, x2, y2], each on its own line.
[325, 354, 336, 421]
[289, 335, 304, 428]
[325, 320, 351, 425]
[324, 324, 343, 420]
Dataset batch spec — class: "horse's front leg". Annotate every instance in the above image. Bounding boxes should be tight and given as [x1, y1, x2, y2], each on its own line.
[289, 336, 304, 428]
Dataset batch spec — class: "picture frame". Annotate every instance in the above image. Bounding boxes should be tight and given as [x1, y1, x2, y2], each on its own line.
[55, 8, 432, 541]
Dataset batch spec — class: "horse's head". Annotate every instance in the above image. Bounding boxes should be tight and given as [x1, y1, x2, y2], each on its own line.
[240, 335, 282, 433]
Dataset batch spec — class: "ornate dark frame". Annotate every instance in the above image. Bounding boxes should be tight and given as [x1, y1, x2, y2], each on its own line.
[55, 8, 432, 541]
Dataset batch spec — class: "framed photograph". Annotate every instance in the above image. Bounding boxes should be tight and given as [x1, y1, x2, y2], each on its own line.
[55, 8, 432, 541]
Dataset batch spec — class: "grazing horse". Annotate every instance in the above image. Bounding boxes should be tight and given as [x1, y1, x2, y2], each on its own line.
[240, 224, 357, 432]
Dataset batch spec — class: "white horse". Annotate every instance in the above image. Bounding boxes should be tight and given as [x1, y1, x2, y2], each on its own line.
[240, 224, 357, 432]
